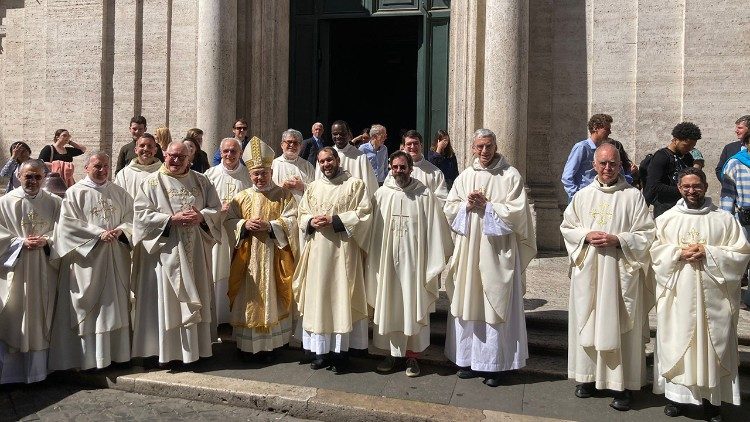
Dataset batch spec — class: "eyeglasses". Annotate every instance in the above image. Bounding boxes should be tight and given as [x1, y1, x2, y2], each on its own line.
[596, 161, 620, 168]
[23, 174, 43, 180]
[283, 141, 301, 146]
[234, 126, 248, 131]
[166, 154, 187, 160]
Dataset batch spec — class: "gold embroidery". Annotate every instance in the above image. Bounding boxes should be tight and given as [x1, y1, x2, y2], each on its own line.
[21, 209, 46, 236]
[590, 202, 613, 226]
[680, 227, 706, 247]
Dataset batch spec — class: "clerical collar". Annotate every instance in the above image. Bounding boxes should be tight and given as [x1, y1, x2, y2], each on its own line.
[23, 191, 39, 199]
[160, 164, 190, 178]
[596, 176, 619, 187]
[675, 197, 713, 214]
[81, 176, 108, 189]
[130, 158, 161, 171]
[281, 154, 298, 162]
[221, 162, 242, 174]
[251, 182, 274, 192]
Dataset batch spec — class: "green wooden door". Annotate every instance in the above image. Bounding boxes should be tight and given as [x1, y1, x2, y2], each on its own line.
[289, 0, 450, 146]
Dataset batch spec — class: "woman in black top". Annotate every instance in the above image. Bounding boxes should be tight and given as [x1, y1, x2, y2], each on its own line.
[38, 129, 87, 162]
[428, 129, 459, 189]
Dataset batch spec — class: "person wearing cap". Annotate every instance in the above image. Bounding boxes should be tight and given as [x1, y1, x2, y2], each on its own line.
[293, 146, 372, 373]
[0, 160, 61, 384]
[131, 141, 222, 367]
[49, 153, 134, 372]
[224, 137, 298, 361]
[205, 138, 252, 337]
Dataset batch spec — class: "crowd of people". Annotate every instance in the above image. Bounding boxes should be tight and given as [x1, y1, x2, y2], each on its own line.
[561, 114, 750, 421]
[0, 112, 748, 422]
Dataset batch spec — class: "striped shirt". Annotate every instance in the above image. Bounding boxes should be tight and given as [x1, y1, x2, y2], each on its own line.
[720, 158, 750, 220]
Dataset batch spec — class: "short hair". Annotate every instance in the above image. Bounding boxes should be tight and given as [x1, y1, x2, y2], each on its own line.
[671, 122, 702, 141]
[473, 128, 497, 145]
[9, 141, 31, 155]
[130, 115, 147, 126]
[167, 140, 188, 153]
[594, 143, 621, 162]
[587, 114, 613, 133]
[736, 115, 750, 128]
[234, 118, 248, 127]
[331, 120, 352, 135]
[53, 129, 68, 142]
[220, 137, 241, 150]
[282, 129, 303, 142]
[369, 124, 386, 138]
[677, 167, 708, 185]
[602, 138, 630, 169]
[389, 150, 413, 169]
[317, 146, 339, 161]
[186, 128, 204, 138]
[19, 159, 46, 174]
[137, 133, 156, 144]
[401, 130, 423, 146]
[84, 151, 110, 167]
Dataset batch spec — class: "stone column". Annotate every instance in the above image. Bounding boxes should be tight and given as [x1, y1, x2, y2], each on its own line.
[196, 0, 237, 157]
[448, 0, 528, 176]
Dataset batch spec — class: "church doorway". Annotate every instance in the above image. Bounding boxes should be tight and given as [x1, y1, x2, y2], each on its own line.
[288, 1, 450, 150]
[325, 16, 419, 153]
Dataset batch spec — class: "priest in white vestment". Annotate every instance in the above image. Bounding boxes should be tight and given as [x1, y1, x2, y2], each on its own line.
[225, 137, 298, 360]
[365, 151, 452, 377]
[651, 167, 750, 421]
[0, 161, 61, 383]
[272, 129, 315, 243]
[398, 130, 448, 205]
[114, 133, 163, 198]
[131, 141, 222, 365]
[293, 146, 372, 373]
[560, 143, 655, 411]
[50, 153, 133, 371]
[205, 138, 251, 334]
[314, 120, 378, 197]
[443, 129, 537, 388]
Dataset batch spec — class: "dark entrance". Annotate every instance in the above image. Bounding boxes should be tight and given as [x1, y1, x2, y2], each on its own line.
[327, 16, 419, 153]
[289, 1, 450, 150]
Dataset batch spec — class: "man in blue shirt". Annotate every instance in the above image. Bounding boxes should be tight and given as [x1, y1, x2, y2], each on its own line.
[359, 124, 388, 185]
[561, 114, 613, 201]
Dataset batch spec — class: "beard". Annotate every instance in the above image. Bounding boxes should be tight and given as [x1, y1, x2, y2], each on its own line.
[394, 173, 410, 188]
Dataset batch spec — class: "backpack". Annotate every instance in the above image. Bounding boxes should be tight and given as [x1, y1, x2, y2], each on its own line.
[638, 153, 653, 190]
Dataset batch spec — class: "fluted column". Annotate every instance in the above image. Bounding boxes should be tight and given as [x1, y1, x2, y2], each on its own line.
[448, 0, 528, 176]
[196, 0, 237, 156]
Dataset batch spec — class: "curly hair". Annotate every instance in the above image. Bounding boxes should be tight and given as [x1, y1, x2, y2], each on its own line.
[671, 122, 702, 141]
[587, 114, 613, 133]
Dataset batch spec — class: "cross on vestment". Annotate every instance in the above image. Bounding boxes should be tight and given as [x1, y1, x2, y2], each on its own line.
[21, 208, 45, 237]
[90, 196, 117, 229]
[390, 199, 410, 265]
[168, 187, 195, 212]
[590, 202, 613, 226]
[679, 227, 706, 247]
[222, 180, 238, 204]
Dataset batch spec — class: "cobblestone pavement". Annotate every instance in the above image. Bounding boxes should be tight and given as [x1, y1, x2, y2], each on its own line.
[0, 380, 313, 422]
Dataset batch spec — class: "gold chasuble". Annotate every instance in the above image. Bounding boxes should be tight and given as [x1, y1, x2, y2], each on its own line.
[226, 185, 298, 334]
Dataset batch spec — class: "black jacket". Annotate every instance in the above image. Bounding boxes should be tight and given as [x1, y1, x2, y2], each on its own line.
[300, 137, 331, 166]
[644, 147, 694, 217]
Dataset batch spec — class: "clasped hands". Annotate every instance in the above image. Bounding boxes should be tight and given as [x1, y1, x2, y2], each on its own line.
[585, 231, 620, 248]
[99, 228, 123, 243]
[466, 190, 488, 211]
[310, 214, 333, 229]
[244, 217, 271, 232]
[282, 177, 304, 191]
[171, 206, 204, 227]
[680, 243, 705, 262]
[23, 235, 47, 249]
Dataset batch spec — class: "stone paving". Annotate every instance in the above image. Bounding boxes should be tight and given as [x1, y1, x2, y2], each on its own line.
[0, 381, 313, 422]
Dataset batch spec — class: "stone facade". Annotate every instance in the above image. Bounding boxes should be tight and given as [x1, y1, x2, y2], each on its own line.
[1, 0, 748, 250]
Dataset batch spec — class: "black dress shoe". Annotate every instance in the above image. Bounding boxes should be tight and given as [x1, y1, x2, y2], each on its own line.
[703, 400, 721, 422]
[456, 367, 478, 379]
[574, 382, 596, 398]
[663, 402, 681, 417]
[483, 372, 501, 387]
[300, 350, 315, 364]
[310, 354, 328, 370]
[328, 353, 349, 374]
[609, 390, 632, 411]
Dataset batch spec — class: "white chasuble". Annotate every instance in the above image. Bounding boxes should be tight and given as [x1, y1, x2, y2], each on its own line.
[444, 155, 536, 324]
[225, 184, 298, 353]
[0, 188, 61, 383]
[114, 158, 162, 199]
[365, 177, 453, 356]
[272, 156, 315, 203]
[560, 177, 655, 391]
[315, 144, 379, 198]
[293, 170, 372, 335]
[205, 163, 252, 328]
[50, 179, 134, 370]
[651, 198, 750, 406]
[132, 168, 222, 363]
